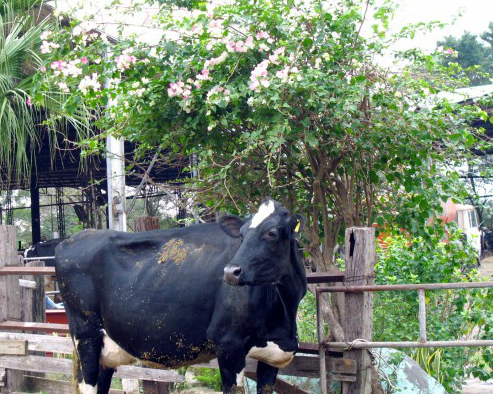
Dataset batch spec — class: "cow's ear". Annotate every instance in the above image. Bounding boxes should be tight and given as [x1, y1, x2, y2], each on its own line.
[219, 215, 245, 238]
[289, 215, 304, 236]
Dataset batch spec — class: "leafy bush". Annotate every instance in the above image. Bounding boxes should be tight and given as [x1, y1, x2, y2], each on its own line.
[297, 291, 318, 343]
[375, 227, 493, 393]
[193, 367, 222, 391]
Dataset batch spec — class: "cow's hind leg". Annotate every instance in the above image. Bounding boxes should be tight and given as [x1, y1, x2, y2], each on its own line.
[75, 334, 104, 393]
[97, 367, 115, 394]
[66, 307, 106, 394]
[256, 361, 278, 394]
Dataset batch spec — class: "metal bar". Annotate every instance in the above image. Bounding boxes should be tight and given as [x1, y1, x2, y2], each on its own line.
[23, 256, 55, 261]
[316, 289, 327, 394]
[418, 289, 427, 343]
[318, 281, 493, 293]
[56, 187, 66, 239]
[306, 271, 346, 284]
[326, 340, 493, 349]
[0, 267, 56, 276]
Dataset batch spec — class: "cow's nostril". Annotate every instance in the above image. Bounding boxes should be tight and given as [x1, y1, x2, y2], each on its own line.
[224, 265, 242, 285]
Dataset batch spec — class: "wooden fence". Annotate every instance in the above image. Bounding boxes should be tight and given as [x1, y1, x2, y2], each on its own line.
[0, 224, 359, 394]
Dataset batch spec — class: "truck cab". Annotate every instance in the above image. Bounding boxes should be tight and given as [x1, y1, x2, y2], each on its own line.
[441, 200, 482, 258]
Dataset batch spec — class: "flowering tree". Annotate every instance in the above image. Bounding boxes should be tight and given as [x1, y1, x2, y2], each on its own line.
[35, 0, 487, 345]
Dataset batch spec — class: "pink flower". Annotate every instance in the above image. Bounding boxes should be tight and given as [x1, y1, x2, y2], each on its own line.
[227, 41, 236, 52]
[196, 68, 211, 81]
[256, 31, 269, 40]
[168, 81, 185, 98]
[40, 66, 46, 72]
[445, 48, 454, 55]
[81, 57, 88, 64]
[249, 80, 259, 91]
[26, 97, 32, 106]
[234, 41, 246, 53]
[51, 60, 64, 70]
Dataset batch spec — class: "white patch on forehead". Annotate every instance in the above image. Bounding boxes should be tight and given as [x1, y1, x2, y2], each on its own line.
[247, 341, 294, 368]
[79, 381, 97, 394]
[249, 200, 275, 228]
[236, 369, 245, 387]
[100, 331, 136, 369]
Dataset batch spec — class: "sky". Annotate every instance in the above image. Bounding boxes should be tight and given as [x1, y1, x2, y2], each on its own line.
[53, 0, 493, 49]
[392, 0, 493, 50]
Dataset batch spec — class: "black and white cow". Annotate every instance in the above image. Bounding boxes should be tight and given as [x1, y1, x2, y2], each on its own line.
[55, 200, 307, 394]
[25, 238, 64, 267]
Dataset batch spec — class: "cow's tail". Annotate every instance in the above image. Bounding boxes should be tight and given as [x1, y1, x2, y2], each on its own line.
[73, 343, 82, 394]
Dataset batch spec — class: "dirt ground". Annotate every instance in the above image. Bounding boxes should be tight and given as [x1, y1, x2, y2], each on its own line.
[460, 257, 493, 394]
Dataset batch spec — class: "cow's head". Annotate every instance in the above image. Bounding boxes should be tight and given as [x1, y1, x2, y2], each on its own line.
[220, 199, 303, 286]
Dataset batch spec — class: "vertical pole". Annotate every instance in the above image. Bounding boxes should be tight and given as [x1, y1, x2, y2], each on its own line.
[0, 225, 24, 392]
[104, 44, 126, 232]
[30, 174, 41, 245]
[418, 289, 427, 343]
[106, 135, 126, 232]
[317, 288, 328, 394]
[343, 227, 375, 394]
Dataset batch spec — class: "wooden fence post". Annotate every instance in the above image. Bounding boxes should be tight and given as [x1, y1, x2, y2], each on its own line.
[0, 225, 23, 393]
[142, 380, 171, 394]
[343, 227, 375, 394]
[122, 378, 140, 394]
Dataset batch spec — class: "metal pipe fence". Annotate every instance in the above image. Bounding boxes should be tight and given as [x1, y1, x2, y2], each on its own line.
[315, 281, 493, 394]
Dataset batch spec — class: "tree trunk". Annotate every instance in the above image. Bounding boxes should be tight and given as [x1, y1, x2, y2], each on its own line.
[134, 217, 160, 232]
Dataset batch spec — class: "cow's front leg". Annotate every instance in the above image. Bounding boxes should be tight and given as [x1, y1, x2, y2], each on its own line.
[256, 361, 278, 394]
[217, 348, 246, 394]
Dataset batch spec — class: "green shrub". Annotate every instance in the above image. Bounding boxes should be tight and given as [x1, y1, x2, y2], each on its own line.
[375, 227, 493, 393]
[193, 367, 222, 391]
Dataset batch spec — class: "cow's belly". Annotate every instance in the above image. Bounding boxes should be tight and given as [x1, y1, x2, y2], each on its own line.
[99, 331, 215, 369]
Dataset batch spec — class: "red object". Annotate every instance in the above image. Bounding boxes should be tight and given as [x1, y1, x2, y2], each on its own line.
[46, 309, 68, 325]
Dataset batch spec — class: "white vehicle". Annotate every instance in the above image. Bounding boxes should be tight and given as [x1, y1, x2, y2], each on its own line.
[441, 200, 482, 258]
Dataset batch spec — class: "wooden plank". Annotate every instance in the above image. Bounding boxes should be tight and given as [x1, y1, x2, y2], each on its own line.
[0, 340, 27, 356]
[0, 334, 354, 377]
[18, 279, 36, 289]
[122, 378, 140, 394]
[0, 267, 56, 276]
[23, 375, 126, 394]
[298, 342, 343, 357]
[343, 228, 375, 394]
[0, 321, 70, 334]
[142, 380, 171, 394]
[245, 372, 310, 394]
[306, 270, 345, 283]
[333, 374, 357, 382]
[0, 355, 184, 383]
[0, 333, 73, 354]
[330, 358, 357, 375]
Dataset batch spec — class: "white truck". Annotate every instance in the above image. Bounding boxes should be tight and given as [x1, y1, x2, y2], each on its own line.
[441, 199, 482, 258]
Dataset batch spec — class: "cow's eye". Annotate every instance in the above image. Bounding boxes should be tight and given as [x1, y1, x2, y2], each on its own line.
[267, 229, 278, 239]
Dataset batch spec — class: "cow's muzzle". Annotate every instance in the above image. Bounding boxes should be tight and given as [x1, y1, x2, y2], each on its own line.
[224, 264, 242, 286]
